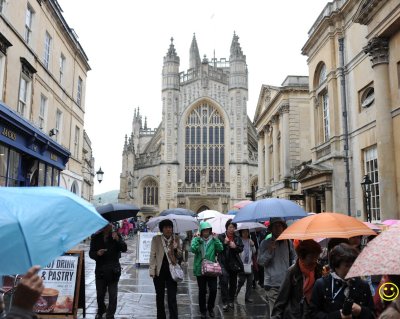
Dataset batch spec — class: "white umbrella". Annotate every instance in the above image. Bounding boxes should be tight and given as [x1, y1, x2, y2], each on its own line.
[236, 222, 267, 232]
[197, 210, 222, 221]
[147, 214, 199, 233]
[208, 214, 235, 234]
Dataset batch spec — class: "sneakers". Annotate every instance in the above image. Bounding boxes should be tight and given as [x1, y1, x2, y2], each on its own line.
[245, 298, 254, 303]
[228, 302, 234, 309]
[223, 304, 229, 312]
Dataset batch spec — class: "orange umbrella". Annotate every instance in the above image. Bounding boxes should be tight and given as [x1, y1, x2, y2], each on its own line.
[277, 212, 377, 240]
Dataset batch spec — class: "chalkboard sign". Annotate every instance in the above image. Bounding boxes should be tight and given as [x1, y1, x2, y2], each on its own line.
[137, 232, 157, 265]
[35, 250, 84, 319]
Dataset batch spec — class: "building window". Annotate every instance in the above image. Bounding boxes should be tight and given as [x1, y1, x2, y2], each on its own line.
[25, 5, 33, 44]
[18, 75, 30, 117]
[143, 179, 158, 206]
[77, 77, 82, 106]
[44, 32, 51, 69]
[0, 144, 8, 186]
[0, 53, 5, 101]
[185, 102, 225, 184]
[55, 109, 62, 142]
[39, 94, 47, 130]
[0, 0, 6, 13]
[318, 63, 326, 85]
[74, 126, 80, 159]
[59, 54, 65, 84]
[364, 146, 380, 221]
[322, 93, 330, 142]
[361, 87, 375, 109]
[71, 181, 79, 194]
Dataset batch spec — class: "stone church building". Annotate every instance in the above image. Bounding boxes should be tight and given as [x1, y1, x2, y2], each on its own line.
[118, 33, 258, 214]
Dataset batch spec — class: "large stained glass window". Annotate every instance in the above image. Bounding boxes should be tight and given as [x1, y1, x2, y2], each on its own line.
[185, 103, 225, 184]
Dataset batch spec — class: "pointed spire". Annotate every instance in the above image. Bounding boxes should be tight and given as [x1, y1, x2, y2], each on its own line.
[137, 106, 140, 116]
[230, 31, 245, 60]
[144, 117, 148, 130]
[166, 37, 177, 58]
[124, 134, 128, 145]
[134, 108, 137, 118]
[189, 33, 201, 69]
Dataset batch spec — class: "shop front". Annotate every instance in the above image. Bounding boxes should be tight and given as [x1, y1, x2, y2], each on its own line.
[0, 102, 70, 187]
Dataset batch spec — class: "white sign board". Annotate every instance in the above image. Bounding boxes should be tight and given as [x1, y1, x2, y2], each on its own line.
[137, 232, 158, 264]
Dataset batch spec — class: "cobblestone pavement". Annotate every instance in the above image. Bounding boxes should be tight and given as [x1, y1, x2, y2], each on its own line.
[75, 236, 270, 319]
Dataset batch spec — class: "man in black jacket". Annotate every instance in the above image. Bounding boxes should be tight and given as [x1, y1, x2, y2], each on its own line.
[89, 223, 127, 319]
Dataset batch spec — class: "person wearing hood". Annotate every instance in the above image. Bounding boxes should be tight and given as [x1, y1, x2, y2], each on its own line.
[258, 217, 296, 316]
[191, 221, 223, 319]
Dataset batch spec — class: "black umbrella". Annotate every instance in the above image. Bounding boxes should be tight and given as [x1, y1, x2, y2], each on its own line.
[96, 203, 140, 222]
[159, 207, 196, 217]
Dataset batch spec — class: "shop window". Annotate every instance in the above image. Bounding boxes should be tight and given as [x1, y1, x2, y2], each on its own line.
[38, 162, 45, 186]
[52, 168, 60, 186]
[7, 149, 20, 186]
[45, 165, 52, 186]
[0, 144, 8, 186]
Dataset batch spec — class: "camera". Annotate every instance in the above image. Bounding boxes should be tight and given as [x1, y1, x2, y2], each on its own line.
[342, 297, 353, 316]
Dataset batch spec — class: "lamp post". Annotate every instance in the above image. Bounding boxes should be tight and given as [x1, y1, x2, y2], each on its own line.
[361, 174, 372, 222]
[96, 167, 104, 183]
[290, 178, 299, 191]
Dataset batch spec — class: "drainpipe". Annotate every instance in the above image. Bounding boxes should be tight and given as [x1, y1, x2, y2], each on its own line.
[338, 37, 351, 216]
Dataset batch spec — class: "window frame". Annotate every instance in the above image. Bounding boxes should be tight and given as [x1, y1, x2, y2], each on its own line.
[59, 53, 65, 84]
[43, 31, 52, 69]
[39, 94, 47, 130]
[25, 5, 34, 44]
[364, 146, 380, 222]
[18, 74, 31, 117]
[321, 92, 330, 142]
[74, 125, 80, 159]
[77, 77, 83, 106]
[0, 52, 5, 101]
[55, 109, 62, 142]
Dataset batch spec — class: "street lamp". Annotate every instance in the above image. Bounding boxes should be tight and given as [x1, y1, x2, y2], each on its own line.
[96, 167, 104, 183]
[361, 174, 372, 222]
[290, 179, 299, 191]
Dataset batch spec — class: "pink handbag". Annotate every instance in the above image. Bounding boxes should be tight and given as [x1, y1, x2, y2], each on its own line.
[201, 259, 222, 277]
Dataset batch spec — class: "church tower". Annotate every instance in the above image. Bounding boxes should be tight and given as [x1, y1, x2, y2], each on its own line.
[228, 32, 249, 201]
[160, 38, 180, 209]
[118, 133, 135, 203]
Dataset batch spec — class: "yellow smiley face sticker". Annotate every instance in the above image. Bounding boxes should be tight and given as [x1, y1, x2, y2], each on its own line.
[379, 282, 399, 302]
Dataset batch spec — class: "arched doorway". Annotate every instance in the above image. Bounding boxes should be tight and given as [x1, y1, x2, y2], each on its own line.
[197, 205, 209, 214]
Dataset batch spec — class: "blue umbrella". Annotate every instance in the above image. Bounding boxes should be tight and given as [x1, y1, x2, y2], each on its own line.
[227, 210, 238, 215]
[0, 187, 108, 275]
[159, 207, 196, 217]
[232, 198, 307, 223]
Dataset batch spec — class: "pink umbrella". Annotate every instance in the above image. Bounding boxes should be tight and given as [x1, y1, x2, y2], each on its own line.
[382, 219, 400, 226]
[346, 225, 400, 278]
[233, 200, 253, 209]
[363, 221, 381, 231]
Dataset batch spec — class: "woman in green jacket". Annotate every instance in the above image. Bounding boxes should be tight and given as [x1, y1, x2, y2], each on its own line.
[191, 221, 223, 319]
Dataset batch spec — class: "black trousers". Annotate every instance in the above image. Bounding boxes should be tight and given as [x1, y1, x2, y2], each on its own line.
[196, 276, 217, 314]
[95, 277, 118, 318]
[220, 268, 238, 304]
[153, 264, 178, 319]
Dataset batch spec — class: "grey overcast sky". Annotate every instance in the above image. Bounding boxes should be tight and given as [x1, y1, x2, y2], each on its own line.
[58, 0, 327, 195]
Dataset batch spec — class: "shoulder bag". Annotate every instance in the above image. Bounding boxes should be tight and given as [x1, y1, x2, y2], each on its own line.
[201, 239, 222, 277]
[162, 237, 184, 282]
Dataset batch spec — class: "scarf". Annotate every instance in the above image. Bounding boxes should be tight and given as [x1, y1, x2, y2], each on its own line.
[162, 235, 176, 265]
[298, 259, 316, 303]
[226, 232, 234, 242]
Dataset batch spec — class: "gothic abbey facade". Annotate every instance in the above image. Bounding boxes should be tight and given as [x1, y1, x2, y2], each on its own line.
[118, 33, 258, 214]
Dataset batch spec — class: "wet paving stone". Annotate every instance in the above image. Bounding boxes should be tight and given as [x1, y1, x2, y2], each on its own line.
[74, 236, 271, 318]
